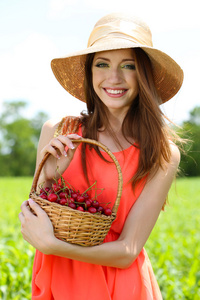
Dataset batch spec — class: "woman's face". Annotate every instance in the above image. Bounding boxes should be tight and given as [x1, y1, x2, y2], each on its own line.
[92, 49, 138, 115]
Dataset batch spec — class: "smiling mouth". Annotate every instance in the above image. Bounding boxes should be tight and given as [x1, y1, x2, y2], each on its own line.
[104, 88, 128, 96]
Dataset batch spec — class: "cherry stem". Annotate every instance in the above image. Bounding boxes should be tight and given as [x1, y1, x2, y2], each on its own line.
[82, 180, 97, 195]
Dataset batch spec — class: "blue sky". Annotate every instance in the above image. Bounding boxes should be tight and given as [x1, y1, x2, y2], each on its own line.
[0, 0, 200, 124]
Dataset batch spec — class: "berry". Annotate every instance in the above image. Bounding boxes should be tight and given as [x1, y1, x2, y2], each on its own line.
[52, 183, 61, 193]
[68, 202, 76, 209]
[88, 207, 97, 214]
[68, 197, 75, 204]
[92, 200, 99, 209]
[47, 193, 58, 202]
[59, 198, 68, 205]
[39, 177, 112, 217]
[71, 192, 78, 200]
[97, 206, 104, 213]
[40, 193, 48, 199]
[82, 193, 89, 199]
[104, 208, 112, 216]
[85, 199, 92, 208]
[77, 206, 84, 212]
[76, 195, 85, 203]
[59, 192, 68, 199]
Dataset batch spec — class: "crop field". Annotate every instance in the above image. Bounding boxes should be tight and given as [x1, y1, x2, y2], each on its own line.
[0, 177, 200, 299]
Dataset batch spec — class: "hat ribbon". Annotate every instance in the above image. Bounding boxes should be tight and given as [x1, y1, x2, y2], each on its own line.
[87, 20, 153, 48]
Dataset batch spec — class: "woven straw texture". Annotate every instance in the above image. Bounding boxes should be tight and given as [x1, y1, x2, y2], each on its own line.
[30, 138, 123, 247]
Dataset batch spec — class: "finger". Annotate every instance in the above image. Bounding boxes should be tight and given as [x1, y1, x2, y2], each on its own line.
[28, 199, 47, 217]
[18, 211, 24, 223]
[42, 135, 82, 160]
[57, 134, 82, 150]
[49, 138, 67, 158]
[48, 135, 78, 157]
[65, 134, 82, 149]
[42, 138, 66, 159]
[66, 134, 82, 139]
[20, 200, 29, 212]
[41, 144, 60, 159]
[20, 200, 35, 219]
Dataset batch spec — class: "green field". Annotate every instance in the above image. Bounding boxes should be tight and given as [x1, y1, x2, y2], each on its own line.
[0, 177, 200, 299]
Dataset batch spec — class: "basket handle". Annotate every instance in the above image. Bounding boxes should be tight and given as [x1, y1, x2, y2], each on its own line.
[30, 138, 123, 214]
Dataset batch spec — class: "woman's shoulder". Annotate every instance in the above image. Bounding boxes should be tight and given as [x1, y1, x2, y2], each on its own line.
[169, 141, 181, 168]
[40, 118, 61, 138]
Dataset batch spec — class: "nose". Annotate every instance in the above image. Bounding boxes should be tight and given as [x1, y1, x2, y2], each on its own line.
[107, 67, 123, 84]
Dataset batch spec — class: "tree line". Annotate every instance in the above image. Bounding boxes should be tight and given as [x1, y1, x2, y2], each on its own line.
[0, 100, 199, 177]
[0, 101, 48, 176]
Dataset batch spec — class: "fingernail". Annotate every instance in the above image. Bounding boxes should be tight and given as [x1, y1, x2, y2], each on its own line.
[57, 155, 60, 159]
[64, 150, 67, 157]
[70, 143, 75, 149]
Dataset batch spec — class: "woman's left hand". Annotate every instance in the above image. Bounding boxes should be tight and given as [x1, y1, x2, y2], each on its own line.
[19, 199, 55, 254]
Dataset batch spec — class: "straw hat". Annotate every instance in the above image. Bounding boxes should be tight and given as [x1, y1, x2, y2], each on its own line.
[51, 13, 184, 103]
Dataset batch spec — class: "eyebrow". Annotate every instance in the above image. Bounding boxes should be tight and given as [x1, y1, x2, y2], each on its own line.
[94, 57, 135, 62]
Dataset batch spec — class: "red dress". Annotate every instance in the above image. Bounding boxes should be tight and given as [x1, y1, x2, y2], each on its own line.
[32, 125, 163, 300]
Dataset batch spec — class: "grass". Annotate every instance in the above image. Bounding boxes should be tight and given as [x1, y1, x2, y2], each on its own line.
[0, 177, 34, 300]
[0, 177, 199, 299]
[145, 177, 200, 299]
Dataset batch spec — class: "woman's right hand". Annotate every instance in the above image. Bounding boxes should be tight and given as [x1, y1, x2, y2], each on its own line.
[40, 133, 82, 183]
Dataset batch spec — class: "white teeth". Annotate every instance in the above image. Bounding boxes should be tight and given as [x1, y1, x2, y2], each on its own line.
[106, 89, 125, 94]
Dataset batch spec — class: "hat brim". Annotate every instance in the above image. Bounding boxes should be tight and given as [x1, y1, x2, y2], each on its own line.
[51, 40, 184, 103]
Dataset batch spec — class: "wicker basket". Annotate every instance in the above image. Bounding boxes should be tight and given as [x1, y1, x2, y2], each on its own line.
[29, 138, 123, 247]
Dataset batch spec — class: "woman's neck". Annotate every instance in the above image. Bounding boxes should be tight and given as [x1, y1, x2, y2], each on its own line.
[101, 109, 126, 133]
[97, 117, 134, 152]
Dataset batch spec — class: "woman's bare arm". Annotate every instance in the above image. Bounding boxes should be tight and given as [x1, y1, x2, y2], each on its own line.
[20, 142, 180, 269]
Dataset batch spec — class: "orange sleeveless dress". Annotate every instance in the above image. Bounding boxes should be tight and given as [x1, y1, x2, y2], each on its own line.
[32, 125, 163, 300]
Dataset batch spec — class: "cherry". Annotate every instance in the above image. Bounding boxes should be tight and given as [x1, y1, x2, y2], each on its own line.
[92, 200, 99, 209]
[82, 193, 89, 199]
[77, 206, 84, 212]
[68, 197, 75, 204]
[40, 193, 48, 199]
[59, 192, 68, 199]
[47, 193, 58, 202]
[76, 195, 85, 203]
[85, 199, 92, 208]
[71, 192, 78, 200]
[88, 207, 97, 214]
[52, 183, 61, 193]
[59, 198, 68, 205]
[97, 206, 104, 213]
[39, 177, 113, 217]
[104, 208, 112, 216]
[68, 202, 76, 209]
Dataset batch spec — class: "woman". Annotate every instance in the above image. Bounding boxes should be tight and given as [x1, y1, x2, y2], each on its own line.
[19, 13, 184, 299]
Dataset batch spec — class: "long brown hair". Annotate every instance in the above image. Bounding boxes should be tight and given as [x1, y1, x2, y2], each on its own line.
[80, 48, 177, 189]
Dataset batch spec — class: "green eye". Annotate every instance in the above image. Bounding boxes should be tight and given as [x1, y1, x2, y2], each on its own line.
[95, 63, 109, 68]
[122, 64, 136, 70]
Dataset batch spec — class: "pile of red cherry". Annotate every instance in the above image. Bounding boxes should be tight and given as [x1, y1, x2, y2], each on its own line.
[38, 181, 112, 216]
